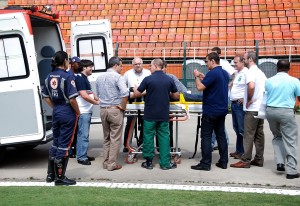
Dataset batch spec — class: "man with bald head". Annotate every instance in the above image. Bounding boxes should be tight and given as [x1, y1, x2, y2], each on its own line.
[265, 60, 300, 179]
[123, 57, 151, 152]
[134, 58, 179, 170]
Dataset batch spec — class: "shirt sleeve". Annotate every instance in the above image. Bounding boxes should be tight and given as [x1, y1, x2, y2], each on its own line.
[170, 78, 178, 93]
[75, 75, 86, 91]
[201, 70, 215, 88]
[66, 75, 78, 99]
[221, 60, 235, 76]
[41, 77, 50, 97]
[246, 69, 255, 84]
[117, 75, 129, 97]
[138, 77, 147, 93]
[295, 78, 300, 96]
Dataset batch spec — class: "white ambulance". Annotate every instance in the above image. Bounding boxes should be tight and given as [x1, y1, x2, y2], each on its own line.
[0, 5, 113, 161]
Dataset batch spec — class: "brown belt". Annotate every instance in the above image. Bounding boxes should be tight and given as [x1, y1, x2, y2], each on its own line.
[101, 106, 119, 109]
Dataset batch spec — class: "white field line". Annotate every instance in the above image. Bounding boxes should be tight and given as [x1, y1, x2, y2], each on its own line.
[0, 181, 299, 196]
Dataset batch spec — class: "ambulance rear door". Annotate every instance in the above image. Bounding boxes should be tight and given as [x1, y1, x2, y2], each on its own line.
[0, 12, 45, 146]
[70, 19, 114, 123]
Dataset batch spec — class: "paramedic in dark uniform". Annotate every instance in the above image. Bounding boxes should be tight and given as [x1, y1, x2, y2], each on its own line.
[42, 51, 80, 186]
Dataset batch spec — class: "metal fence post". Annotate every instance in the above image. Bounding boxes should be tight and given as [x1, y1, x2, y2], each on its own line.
[115, 42, 119, 57]
[255, 40, 259, 64]
[183, 42, 187, 87]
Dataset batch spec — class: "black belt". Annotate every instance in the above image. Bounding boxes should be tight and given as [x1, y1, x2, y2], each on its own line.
[231, 100, 242, 105]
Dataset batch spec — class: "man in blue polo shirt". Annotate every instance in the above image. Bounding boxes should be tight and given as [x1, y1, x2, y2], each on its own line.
[191, 52, 229, 171]
[133, 58, 179, 170]
[266, 60, 300, 179]
[75, 59, 99, 165]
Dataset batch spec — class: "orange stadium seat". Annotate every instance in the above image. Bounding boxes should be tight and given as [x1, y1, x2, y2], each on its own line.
[7, 0, 299, 70]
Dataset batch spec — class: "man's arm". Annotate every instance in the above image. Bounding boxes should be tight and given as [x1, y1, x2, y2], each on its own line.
[193, 69, 206, 91]
[246, 82, 255, 108]
[194, 77, 206, 91]
[228, 73, 235, 88]
[170, 92, 180, 100]
[117, 96, 128, 111]
[44, 97, 54, 108]
[78, 90, 100, 105]
[70, 97, 80, 116]
[133, 86, 143, 98]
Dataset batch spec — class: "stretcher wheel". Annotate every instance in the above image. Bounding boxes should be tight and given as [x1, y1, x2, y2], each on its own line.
[172, 154, 181, 164]
[126, 153, 138, 164]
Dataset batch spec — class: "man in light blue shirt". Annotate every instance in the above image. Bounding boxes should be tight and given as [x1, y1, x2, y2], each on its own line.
[95, 57, 128, 171]
[265, 60, 300, 179]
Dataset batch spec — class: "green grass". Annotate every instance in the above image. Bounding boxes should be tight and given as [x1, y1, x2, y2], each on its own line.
[0, 187, 299, 206]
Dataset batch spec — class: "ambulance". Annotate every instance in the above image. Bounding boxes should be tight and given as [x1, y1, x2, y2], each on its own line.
[0, 5, 113, 161]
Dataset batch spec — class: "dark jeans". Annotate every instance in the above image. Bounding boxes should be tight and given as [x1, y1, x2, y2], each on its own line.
[231, 101, 245, 154]
[199, 114, 228, 168]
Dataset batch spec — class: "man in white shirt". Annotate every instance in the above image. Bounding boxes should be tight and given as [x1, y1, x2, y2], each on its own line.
[231, 51, 267, 168]
[211, 47, 235, 78]
[229, 54, 248, 160]
[123, 57, 151, 152]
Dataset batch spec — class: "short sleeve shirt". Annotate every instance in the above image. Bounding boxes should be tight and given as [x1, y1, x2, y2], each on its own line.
[42, 68, 78, 105]
[201, 66, 229, 116]
[266, 72, 300, 109]
[95, 68, 128, 107]
[243, 65, 267, 111]
[75, 73, 94, 113]
[138, 71, 178, 121]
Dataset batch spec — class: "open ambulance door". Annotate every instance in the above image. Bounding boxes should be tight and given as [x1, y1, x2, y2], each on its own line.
[70, 19, 114, 123]
[0, 13, 46, 147]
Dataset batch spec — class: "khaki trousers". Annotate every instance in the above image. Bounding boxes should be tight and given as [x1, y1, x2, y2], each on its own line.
[242, 111, 265, 163]
[100, 108, 124, 170]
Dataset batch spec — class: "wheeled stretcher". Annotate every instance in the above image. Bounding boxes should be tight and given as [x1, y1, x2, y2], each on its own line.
[124, 101, 202, 164]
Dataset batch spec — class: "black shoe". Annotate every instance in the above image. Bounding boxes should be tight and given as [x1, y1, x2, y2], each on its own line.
[55, 177, 76, 186]
[69, 154, 76, 158]
[216, 162, 227, 169]
[191, 164, 210, 171]
[123, 147, 129, 153]
[213, 146, 218, 150]
[141, 161, 153, 170]
[78, 159, 91, 165]
[286, 173, 300, 179]
[46, 157, 55, 183]
[46, 173, 55, 183]
[277, 163, 285, 171]
[87, 156, 95, 161]
[160, 162, 177, 170]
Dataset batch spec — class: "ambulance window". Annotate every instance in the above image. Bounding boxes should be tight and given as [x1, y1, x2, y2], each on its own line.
[77, 37, 108, 72]
[0, 36, 28, 80]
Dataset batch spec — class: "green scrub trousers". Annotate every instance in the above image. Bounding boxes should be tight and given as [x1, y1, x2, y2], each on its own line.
[142, 120, 171, 167]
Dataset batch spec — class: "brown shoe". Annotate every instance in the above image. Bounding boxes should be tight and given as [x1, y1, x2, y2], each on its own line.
[230, 152, 237, 157]
[233, 153, 242, 159]
[250, 159, 263, 167]
[108, 164, 122, 171]
[230, 161, 251, 168]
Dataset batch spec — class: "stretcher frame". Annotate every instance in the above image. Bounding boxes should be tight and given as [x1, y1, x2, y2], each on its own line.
[124, 102, 202, 164]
